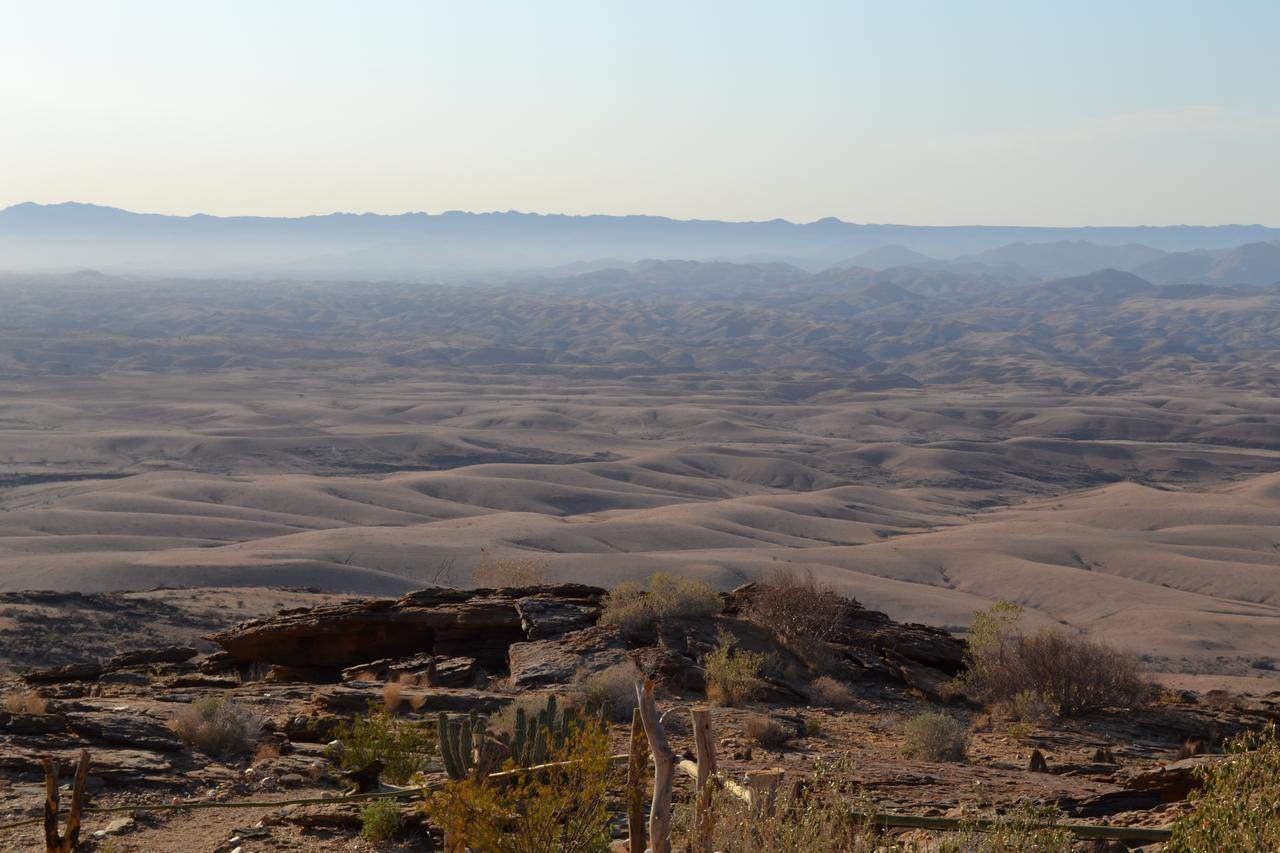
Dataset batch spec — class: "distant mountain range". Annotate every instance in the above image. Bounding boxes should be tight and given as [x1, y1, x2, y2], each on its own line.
[2, 201, 1280, 280]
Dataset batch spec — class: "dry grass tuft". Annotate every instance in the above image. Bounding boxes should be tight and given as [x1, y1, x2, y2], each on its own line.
[2, 690, 48, 715]
[382, 681, 403, 712]
[744, 713, 793, 748]
[809, 675, 856, 709]
[902, 712, 968, 762]
[170, 695, 262, 759]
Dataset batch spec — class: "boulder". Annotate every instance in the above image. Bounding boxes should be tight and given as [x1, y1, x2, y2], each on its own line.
[208, 584, 605, 670]
[315, 686, 510, 714]
[22, 662, 104, 684]
[508, 625, 629, 688]
[0, 710, 68, 735]
[516, 596, 600, 639]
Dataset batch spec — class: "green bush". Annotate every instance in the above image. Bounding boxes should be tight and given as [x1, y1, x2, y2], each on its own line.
[901, 712, 968, 762]
[333, 704, 435, 785]
[1168, 722, 1280, 852]
[360, 797, 403, 842]
[937, 802, 1073, 852]
[704, 629, 765, 707]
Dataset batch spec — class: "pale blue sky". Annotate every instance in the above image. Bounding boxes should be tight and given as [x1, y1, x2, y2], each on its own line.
[2, 1, 1277, 224]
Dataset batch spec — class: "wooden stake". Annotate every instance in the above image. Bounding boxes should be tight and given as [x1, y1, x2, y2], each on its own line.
[636, 680, 675, 853]
[691, 707, 717, 853]
[746, 769, 784, 819]
[62, 750, 91, 853]
[42, 757, 59, 853]
[626, 707, 648, 853]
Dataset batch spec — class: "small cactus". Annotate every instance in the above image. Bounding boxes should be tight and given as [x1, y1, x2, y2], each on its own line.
[492, 695, 606, 768]
[438, 709, 486, 781]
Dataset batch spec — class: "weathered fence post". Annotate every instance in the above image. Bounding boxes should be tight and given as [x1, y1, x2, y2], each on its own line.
[42, 750, 90, 853]
[746, 768, 783, 820]
[691, 706, 717, 853]
[636, 680, 675, 853]
[627, 707, 648, 853]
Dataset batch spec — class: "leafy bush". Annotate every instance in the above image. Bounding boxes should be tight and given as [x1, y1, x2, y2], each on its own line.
[1168, 722, 1280, 852]
[360, 798, 404, 842]
[749, 566, 846, 647]
[744, 713, 793, 748]
[955, 602, 1149, 717]
[579, 662, 641, 722]
[809, 675, 855, 709]
[170, 696, 262, 759]
[902, 712, 968, 762]
[599, 572, 721, 634]
[423, 714, 617, 853]
[333, 704, 435, 785]
[704, 629, 765, 707]
[471, 557, 548, 588]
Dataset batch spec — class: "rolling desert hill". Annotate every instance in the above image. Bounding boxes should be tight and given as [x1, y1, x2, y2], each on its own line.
[0, 263, 1277, 689]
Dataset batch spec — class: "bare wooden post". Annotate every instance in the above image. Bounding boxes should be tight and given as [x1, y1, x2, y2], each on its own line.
[42, 756, 59, 853]
[636, 680, 675, 853]
[746, 769, 784, 819]
[691, 707, 717, 853]
[626, 707, 648, 853]
[61, 750, 91, 852]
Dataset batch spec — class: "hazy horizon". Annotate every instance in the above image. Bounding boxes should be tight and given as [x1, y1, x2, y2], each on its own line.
[4, 1, 1279, 226]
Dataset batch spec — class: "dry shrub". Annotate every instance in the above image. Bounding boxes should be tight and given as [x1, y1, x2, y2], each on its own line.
[3, 690, 48, 715]
[955, 601, 1149, 717]
[902, 712, 968, 762]
[578, 662, 640, 722]
[170, 696, 262, 759]
[744, 713, 793, 748]
[698, 758, 881, 852]
[704, 629, 765, 707]
[471, 557, 548, 588]
[599, 572, 721, 634]
[809, 675, 855, 709]
[423, 716, 616, 853]
[993, 689, 1056, 723]
[750, 567, 846, 648]
[937, 802, 1073, 852]
[382, 681, 403, 712]
[1169, 722, 1280, 852]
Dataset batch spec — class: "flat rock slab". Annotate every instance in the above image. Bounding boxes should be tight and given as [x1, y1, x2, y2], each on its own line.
[315, 686, 511, 713]
[66, 711, 186, 753]
[508, 625, 629, 688]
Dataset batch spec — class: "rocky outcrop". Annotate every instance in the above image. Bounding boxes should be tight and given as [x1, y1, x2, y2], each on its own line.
[508, 625, 630, 687]
[208, 584, 605, 671]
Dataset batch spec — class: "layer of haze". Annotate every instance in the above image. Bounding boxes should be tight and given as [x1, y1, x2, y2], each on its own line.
[3, 0, 1279, 226]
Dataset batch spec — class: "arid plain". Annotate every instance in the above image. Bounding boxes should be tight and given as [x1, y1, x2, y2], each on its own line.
[1, 265, 1278, 688]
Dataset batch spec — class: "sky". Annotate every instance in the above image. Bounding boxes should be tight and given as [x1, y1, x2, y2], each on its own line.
[2, 1, 1278, 226]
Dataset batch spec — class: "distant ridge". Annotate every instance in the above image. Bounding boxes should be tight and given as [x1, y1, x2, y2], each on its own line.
[2, 201, 1278, 278]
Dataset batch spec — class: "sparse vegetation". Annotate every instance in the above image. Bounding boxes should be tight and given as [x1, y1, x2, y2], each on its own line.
[578, 661, 641, 722]
[471, 557, 548, 588]
[954, 601, 1149, 717]
[902, 712, 968, 762]
[809, 675, 856, 709]
[423, 714, 616, 853]
[599, 571, 721, 633]
[704, 628, 765, 707]
[333, 704, 435, 785]
[744, 713, 793, 748]
[750, 566, 846, 649]
[937, 801, 1074, 852]
[700, 758, 883, 852]
[170, 695, 262, 759]
[1168, 722, 1280, 852]
[360, 798, 404, 842]
[2, 689, 48, 715]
